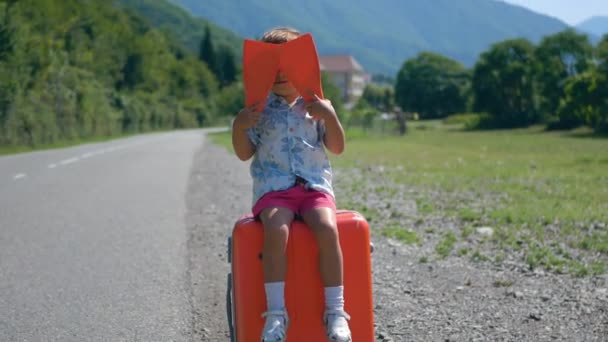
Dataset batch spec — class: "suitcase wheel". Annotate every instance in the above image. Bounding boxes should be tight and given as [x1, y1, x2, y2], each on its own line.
[227, 236, 232, 263]
[226, 272, 236, 342]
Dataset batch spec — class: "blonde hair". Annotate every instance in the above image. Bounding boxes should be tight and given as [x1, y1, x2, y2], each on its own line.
[261, 27, 301, 44]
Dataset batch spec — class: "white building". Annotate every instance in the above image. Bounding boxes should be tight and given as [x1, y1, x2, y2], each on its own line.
[319, 55, 369, 106]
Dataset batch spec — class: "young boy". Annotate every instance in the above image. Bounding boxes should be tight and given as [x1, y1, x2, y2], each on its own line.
[231, 27, 351, 342]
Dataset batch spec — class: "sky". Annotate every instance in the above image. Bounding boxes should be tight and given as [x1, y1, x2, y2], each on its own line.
[500, 0, 608, 25]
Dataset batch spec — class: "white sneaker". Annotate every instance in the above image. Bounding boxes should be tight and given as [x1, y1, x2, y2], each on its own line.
[324, 309, 352, 342]
[261, 309, 288, 342]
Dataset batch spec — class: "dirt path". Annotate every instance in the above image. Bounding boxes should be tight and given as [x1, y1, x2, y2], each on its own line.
[186, 138, 608, 342]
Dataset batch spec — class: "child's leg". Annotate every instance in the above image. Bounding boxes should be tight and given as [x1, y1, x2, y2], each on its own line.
[301, 206, 351, 341]
[300, 207, 343, 287]
[259, 206, 294, 285]
[258, 206, 294, 342]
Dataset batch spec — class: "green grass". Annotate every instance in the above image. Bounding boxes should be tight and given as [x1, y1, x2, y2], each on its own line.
[416, 198, 436, 215]
[458, 247, 470, 256]
[493, 279, 514, 287]
[435, 231, 457, 258]
[578, 232, 608, 254]
[208, 131, 234, 152]
[332, 122, 608, 226]
[471, 250, 491, 262]
[208, 121, 608, 276]
[461, 226, 474, 239]
[458, 207, 481, 222]
[381, 226, 420, 245]
[332, 121, 607, 275]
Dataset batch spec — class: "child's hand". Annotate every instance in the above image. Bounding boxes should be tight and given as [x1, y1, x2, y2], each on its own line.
[234, 103, 262, 130]
[305, 93, 336, 121]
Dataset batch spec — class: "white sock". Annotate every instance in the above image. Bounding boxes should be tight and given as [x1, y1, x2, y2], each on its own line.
[264, 282, 285, 311]
[325, 285, 345, 311]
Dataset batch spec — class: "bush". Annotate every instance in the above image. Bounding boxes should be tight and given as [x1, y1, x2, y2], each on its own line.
[212, 81, 244, 118]
[554, 71, 608, 133]
[443, 113, 483, 126]
[545, 117, 580, 131]
[344, 127, 369, 140]
[464, 113, 496, 130]
[443, 112, 498, 130]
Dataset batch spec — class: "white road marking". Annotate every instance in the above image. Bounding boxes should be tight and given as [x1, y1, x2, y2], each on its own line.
[60, 157, 79, 165]
[52, 142, 136, 169]
[8, 134, 176, 182]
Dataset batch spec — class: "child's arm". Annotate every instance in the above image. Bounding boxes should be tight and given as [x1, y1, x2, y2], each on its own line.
[231, 104, 261, 161]
[306, 95, 345, 155]
[320, 111, 345, 155]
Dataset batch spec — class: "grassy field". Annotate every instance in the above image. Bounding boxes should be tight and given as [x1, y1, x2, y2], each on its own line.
[210, 121, 608, 276]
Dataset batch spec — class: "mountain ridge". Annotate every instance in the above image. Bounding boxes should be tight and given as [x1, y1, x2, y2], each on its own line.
[576, 16, 608, 37]
[115, 0, 243, 59]
[169, 0, 572, 75]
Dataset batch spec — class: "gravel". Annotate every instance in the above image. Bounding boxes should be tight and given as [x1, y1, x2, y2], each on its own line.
[186, 139, 608, 342]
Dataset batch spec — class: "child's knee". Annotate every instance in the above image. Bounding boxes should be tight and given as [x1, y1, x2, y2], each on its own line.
[313, 220, 339, 241]
[265, 223, 290, 237]
[263, 224, 290, 249]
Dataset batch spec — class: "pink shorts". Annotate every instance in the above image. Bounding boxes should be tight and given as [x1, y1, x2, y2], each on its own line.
[252, 184, 336, 217]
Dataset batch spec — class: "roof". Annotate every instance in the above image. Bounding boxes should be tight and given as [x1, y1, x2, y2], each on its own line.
[319, 55, 364, 73]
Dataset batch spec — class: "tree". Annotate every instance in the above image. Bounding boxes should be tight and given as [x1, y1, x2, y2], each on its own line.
[213, 81, 244, 118]
[321, 71, 344, 118]
[360, 84, 393, 111]
[598, 34, 608, 75]
[0, 20, 13, 61]
[383, 87, 394, 111]
[472, 38, 538, 128]
[199, 25, 218, 78]
[0, 0, 220, 148]
[583, 34, 608, 133]
[120, 53, 145, 90]
[216, 44, 237, 87]
[558, 70, 607, 133]
[395, 52, 469, 119]
[534, 29, 594, 127]
[556, 34, 608, 133]
[2, 0, 19, 22]
[371, 73, 394, 85]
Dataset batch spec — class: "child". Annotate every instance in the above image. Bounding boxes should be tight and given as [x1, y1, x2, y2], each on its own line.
[231, 27, 351, 342]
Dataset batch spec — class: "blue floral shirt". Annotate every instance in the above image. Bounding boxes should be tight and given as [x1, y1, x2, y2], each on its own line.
[247, 92, 334, 206]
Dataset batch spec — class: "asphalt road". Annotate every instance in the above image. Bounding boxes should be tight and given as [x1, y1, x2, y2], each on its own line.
[0, 129, 222, 342]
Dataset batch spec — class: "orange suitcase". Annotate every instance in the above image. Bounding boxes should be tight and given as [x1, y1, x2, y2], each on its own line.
[226, 210, 375, 342]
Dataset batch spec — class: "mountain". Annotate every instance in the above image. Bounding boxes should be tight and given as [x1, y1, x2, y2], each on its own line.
[115, 0, 242, 59]
[576, 16, 608, 37]
[168, 0, 570, 75]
